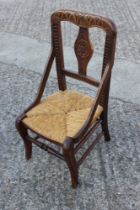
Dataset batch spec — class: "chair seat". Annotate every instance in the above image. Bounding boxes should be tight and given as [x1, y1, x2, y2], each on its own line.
[22, 90, 103, 144]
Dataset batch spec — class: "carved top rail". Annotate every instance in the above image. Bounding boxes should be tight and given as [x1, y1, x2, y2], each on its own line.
[51, 9, 117, 91]
[51, 10, 117, 34]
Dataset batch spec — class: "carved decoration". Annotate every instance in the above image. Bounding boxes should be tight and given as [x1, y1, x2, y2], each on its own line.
[74, 27, 93, 75]
[51, 10, 116, 34]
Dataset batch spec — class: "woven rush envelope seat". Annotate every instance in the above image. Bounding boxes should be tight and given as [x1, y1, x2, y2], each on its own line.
[23, 90, 103, 144]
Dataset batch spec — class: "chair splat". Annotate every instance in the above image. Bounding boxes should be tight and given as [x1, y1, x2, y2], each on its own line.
[74, 27, 93, 75]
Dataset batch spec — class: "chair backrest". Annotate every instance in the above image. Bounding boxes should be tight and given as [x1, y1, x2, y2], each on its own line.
[51, 10, 117, 91]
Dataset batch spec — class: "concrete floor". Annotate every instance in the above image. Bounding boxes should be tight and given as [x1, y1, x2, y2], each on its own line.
[0, 63, 140, 210]
[0, 0, 140, 104]
[0, 1, 140, 210]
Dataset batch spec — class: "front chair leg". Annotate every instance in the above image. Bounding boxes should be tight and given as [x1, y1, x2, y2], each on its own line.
[63, 138, 78, 188]
[16, 118, 32, 160]
[101, 111, 111, 141]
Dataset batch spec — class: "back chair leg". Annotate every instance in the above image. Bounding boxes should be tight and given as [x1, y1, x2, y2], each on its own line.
[101, 111, 111, 141]
[16, 119, 32, 160]
[63, 138, 78, 188]
[24, 136, 32, 160]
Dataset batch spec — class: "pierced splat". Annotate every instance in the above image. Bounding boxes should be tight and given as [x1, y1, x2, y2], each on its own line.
[74, 27, 93, 75]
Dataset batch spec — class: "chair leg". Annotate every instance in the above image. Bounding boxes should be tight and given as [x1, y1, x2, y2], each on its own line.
[24, 137, 32, 160]
[63, 138, 78, 188]
[16, 119, 32, 160]
[101, 111, 111, 141]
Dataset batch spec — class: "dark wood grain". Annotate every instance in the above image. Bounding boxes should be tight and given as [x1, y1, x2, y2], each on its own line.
[74, 27, 93, 75]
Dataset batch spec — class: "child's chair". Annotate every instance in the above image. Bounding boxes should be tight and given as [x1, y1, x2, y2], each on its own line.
[16, 10, 117, 188]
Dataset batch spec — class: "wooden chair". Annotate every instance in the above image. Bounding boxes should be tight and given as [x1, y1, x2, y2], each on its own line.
[16, 10, 117, 188]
